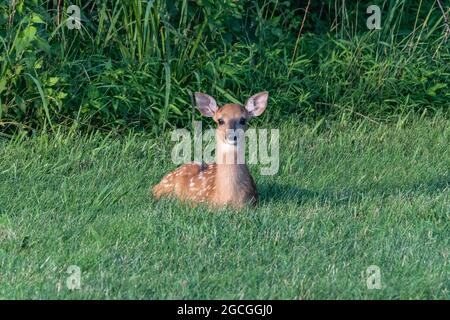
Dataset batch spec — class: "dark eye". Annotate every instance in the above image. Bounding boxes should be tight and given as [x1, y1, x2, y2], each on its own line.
[239, 118, 246, 125]
[218, 119, 225, 125]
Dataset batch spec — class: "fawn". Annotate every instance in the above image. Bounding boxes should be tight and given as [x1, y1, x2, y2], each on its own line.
[152, 91, 269, 209]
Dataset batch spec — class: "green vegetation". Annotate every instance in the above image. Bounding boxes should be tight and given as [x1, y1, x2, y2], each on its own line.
[1, 1, 449, 134]
[0, 117, 448, 299]
[0, 1, 449, 299]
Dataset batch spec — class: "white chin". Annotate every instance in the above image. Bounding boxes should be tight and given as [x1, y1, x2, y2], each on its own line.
[225, 140, 237, 146]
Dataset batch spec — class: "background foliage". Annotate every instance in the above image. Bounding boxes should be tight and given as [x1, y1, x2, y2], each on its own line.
[1, 0, 449, 134]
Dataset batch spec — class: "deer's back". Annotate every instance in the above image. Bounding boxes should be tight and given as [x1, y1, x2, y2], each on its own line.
[152, 162, 258, 208]
[153, 162, 217, 203]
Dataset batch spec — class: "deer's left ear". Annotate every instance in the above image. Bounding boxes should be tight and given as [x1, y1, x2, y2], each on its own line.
[245, 91, 268, 117]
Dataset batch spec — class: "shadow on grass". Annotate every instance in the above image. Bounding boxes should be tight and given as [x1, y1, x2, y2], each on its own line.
[258, 174, 450, 206]
[257, 182, 320, 205]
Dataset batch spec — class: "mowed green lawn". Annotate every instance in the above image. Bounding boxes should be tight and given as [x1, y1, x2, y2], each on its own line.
[0, 117, 448, 299]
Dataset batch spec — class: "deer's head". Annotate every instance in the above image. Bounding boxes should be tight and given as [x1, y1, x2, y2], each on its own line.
[194, 92, 268, 146]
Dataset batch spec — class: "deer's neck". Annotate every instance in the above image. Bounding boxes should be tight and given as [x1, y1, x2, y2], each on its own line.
[215, 139, 252, 203]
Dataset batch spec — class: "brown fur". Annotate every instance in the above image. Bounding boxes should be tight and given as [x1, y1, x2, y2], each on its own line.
[152, 92, 268, 209]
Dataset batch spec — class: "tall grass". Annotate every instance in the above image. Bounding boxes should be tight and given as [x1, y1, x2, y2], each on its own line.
[0, 0, 449, 135]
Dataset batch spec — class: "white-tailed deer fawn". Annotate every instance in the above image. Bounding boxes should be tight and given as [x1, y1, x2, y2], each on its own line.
[152, 91, 269, 208]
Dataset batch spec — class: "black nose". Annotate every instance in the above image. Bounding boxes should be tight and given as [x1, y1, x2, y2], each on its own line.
[226, 132, 237, 141]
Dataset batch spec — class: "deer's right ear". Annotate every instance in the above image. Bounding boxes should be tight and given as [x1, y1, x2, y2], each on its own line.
[195, 92, 218, 117]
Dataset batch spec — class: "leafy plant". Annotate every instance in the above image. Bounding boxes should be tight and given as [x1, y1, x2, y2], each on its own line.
[0, 0, 449, 134]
